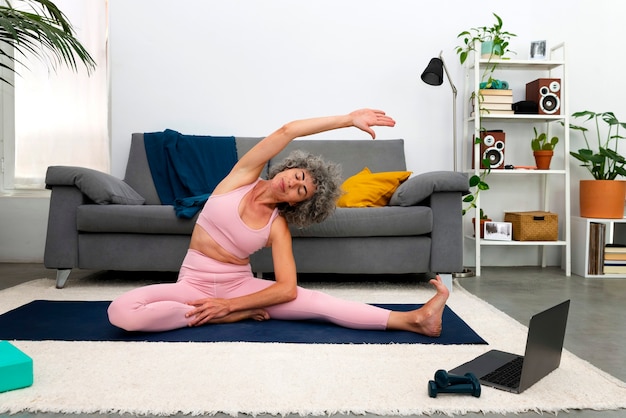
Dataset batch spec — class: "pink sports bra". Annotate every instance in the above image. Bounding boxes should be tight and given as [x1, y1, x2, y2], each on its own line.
[196, 179, 279, 258]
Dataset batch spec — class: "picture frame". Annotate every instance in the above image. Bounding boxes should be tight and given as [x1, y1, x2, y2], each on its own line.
[484, 221, 513, 241]
[530, 40, 547, 60]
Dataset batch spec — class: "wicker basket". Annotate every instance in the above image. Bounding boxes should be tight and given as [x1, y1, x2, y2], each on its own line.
[504, 211, 558, 241]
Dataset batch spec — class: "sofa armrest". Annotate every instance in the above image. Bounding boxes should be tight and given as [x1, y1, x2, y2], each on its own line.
[389, 171, 468, 207]
[45, 166, 145, 205]
[44, 185, 87, 270]
[429, 192, 464, 273]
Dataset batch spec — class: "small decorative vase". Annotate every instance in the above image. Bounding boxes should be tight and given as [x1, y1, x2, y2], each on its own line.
[533, 150, 554, 170]
[480, 40, 502, 59]
[579, 180, 626, 219]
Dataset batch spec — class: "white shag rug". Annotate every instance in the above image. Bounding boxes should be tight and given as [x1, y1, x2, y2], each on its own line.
[1, 278, 625, 416]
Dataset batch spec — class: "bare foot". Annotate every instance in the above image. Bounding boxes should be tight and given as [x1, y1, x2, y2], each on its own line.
[387, 275, 450, 337]
[203, 309, 270, 325]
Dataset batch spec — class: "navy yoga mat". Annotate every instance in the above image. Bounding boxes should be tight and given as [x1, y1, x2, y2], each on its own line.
[0, 300, 486, 345]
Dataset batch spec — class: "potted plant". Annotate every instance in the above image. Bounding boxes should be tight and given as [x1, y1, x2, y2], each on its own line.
[456, 13, 517, 66]
[531, 127, 559, 170]
[457, 13, 516, 108]
[568, 111, 626, 218]
[471, 208, 491, 239]
[0, 0, 96, 85]
[456, 14, 516, 219]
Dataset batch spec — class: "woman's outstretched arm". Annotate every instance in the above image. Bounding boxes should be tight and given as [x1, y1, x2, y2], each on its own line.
[213, 109, 395, 194]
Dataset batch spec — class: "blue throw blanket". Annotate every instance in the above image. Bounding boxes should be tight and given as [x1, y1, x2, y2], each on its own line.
[144, 129, 238, 218]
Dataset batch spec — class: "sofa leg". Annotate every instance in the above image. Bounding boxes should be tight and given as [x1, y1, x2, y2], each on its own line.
[438, 273, 453, 293]
[55, 269, 71, 289]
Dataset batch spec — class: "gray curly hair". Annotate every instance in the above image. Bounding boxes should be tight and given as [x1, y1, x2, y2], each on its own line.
[268, 150, 342, 228]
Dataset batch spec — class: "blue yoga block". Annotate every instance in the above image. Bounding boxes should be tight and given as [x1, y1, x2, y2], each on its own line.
[0, 340, 33, 392]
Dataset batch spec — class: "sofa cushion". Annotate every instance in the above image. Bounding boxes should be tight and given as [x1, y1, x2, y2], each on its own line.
[46, 166, 145, 205]
[389, 171, 469, 206]
[124, 134, 162, 205]
[78, 205, 432, 238]
[290, 206, 432, 237]
[77, 205, 196, 234]
[337, 167, 411, 208]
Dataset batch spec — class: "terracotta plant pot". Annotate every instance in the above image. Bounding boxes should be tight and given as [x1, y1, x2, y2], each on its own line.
[472, 218, 492, 238]
[533, 150, 554, 170]
[579, 180, 626, 219]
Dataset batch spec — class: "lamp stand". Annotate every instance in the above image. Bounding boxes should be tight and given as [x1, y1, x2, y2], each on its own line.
[438, 52, 458, 172]
[440, 54, 473, 277]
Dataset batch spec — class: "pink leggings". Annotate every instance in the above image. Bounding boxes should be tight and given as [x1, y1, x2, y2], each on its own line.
[108, 249, 390, 332]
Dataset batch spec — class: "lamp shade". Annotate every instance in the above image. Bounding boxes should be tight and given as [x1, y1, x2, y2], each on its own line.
[421, 58, 444, 86]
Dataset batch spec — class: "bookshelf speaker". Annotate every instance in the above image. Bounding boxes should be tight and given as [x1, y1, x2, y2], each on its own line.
[526, 78, 561, 115]
[473, 131, 506, 169]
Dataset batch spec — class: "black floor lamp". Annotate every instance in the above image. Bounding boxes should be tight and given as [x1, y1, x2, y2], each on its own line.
[421, 51, 458, 172]
[421, 52, 475, 278]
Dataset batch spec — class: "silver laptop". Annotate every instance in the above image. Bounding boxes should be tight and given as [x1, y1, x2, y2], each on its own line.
[450, 299, 570, 394]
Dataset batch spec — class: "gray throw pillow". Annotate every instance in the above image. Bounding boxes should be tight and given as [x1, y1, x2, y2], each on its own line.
[45, 166, 145, 205]
[389, 171, 469, 206]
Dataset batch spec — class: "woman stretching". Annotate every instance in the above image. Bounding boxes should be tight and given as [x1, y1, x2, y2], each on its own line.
[107, 109, 449, 336]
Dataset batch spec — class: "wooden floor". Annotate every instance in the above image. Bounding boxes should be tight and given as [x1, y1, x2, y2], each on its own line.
[1, 263, 625, 418]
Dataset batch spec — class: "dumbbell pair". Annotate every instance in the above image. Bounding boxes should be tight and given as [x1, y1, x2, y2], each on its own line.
[428, 369, 481, 398]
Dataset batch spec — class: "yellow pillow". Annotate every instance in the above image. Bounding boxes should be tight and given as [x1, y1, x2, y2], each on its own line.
[337, 167, 412, 208]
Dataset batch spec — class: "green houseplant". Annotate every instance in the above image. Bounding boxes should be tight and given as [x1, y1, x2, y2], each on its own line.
[531, 127, 558, 170]
[456, 13, 516, 66]
[457, 13, 516, 97]
[568, 110, 626, 218]
[462, 138, 491, 216]
[0, 0, 96, 85]
[569, 111, 626, 180]
[456, 13, 516, 217]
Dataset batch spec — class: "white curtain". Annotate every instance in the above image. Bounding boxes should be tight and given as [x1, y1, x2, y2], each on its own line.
[14, 0, 108, 189]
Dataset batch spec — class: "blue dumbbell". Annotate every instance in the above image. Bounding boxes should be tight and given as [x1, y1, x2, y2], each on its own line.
[428, 370, 481, 398]
[434, 369, 475, 387]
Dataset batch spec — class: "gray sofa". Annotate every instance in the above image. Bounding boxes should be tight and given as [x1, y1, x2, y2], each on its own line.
[44, 134, 468, 288]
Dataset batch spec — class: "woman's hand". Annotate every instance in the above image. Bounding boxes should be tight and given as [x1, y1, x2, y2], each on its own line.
[185, 298, 270, 326]
[350, 109, 396, 139]
[185, 297, 232, 326]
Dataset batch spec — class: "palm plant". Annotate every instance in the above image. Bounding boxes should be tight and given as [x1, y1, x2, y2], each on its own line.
[0, 0, 96, 85]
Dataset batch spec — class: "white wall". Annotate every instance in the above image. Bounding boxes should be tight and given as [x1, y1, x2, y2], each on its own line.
[0, 194, 49, 262]
[3, 0, 626, 267]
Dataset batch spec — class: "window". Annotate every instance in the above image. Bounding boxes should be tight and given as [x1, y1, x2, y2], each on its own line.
[1, 0, 108, 191]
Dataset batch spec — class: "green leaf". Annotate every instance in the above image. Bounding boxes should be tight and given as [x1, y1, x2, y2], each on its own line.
[460, 51, 468, 64]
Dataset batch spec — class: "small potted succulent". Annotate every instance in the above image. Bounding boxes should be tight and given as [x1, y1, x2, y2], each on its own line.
[531, 127, 559, 170]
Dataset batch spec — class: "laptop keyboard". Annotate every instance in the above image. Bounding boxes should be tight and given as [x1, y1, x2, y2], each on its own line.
[481, 356, 524, 388]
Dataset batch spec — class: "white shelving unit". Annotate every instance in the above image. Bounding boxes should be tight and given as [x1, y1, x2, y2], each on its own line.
[462, 43, 571, 276]
[572, 216, 626, 278]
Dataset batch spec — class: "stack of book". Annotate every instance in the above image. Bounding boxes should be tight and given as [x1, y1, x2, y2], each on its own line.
[477, 89, 514, 116]
[588, 222, 606, 275]
[604, 243, 626, 274]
